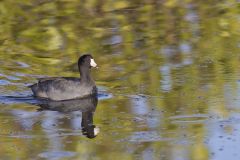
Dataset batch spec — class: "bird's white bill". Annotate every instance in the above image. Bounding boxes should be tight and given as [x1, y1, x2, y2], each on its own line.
[90, 58, 97, 67]
[94, 127, 100, 136]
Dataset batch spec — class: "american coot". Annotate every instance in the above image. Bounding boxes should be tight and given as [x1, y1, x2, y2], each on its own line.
[30, 54, 98, 101]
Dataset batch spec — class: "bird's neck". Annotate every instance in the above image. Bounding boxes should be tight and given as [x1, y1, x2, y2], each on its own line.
[79, 66, 92, 82]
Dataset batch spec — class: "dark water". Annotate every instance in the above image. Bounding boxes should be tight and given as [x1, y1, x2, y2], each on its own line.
[0, 1, 240, 160]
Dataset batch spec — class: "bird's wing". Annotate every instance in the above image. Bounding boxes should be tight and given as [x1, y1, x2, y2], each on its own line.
[37, 77, 64, 82]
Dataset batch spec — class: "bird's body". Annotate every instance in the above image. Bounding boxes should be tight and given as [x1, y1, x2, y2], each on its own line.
[30, 77, 97, 101]
[30, 55, 98, 101]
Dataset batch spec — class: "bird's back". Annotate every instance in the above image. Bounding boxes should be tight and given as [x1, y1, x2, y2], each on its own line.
[30, 77, 96, 101]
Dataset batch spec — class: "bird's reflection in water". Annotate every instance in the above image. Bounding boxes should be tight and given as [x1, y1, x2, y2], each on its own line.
[37, 95, 99, 139]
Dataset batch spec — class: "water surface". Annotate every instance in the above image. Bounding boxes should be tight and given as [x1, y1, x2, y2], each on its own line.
[0, 1, 240, 160]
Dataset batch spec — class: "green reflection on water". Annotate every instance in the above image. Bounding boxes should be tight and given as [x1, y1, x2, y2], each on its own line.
[0, 0, 240, 160]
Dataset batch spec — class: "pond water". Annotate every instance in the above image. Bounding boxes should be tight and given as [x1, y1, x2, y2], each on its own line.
[0, 1, 240, 160]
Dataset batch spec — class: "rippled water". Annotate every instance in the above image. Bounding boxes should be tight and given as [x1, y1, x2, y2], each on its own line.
[0, 1, 240, 160]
